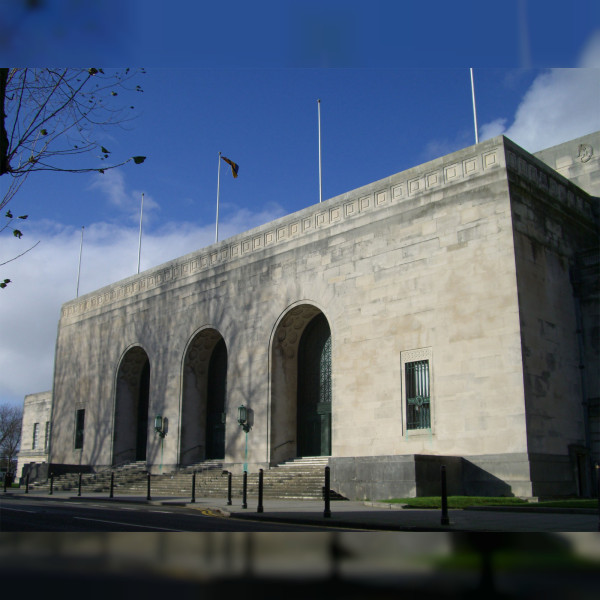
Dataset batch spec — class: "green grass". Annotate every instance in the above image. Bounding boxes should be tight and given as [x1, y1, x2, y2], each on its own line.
[530, 498, 598, 509]
[378, 496, 598, 509]
[432, 550, 600, 572]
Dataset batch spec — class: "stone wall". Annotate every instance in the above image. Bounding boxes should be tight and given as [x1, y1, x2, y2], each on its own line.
[505, 137, 598, 496]
[534, 131, 600, 199]
[46, 133, 598, 498]
[16, 391, 52, 483]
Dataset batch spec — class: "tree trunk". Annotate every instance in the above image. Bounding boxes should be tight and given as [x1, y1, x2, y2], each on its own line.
[0, 67, 10, 176]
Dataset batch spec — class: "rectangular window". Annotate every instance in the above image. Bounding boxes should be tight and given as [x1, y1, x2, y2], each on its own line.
[74, 409, 85, 450]
[405, 359, 431, 430]
[32, 423, 40, 449]
[44, 421, 50, 452]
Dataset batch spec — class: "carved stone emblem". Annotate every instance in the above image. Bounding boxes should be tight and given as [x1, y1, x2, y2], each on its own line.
[577, 144, 593, 163]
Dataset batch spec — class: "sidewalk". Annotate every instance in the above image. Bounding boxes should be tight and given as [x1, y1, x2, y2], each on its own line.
[3, 488, 599, 532]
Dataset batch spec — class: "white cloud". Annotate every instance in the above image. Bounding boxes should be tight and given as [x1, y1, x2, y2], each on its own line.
[479, 118, 507, 142]
[0, 203, 285, 408]
[421, 130, 473, 163]
[89, 170, 160, 225]
[480, 32, 600, 152]
[579, 30, 600, 68]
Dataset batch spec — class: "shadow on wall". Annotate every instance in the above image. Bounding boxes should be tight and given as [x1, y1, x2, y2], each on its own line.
[416, 456, 513, 497]
[459, 459, 514, 497]
[330, 454, 514, 500]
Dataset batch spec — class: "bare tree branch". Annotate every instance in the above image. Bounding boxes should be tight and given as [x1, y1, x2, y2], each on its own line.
[0, 404, 22, 474]
[0, 67, 147, 287]
[1, 67, 146, 185]
[0, 240, 40, 267]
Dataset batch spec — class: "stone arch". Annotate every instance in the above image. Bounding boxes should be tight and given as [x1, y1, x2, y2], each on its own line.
[270, 303, 332, 465]
[180, 328, 228, 465]
[113, 345, 151, 465]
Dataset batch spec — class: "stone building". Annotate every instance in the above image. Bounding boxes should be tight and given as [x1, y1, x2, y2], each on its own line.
[26, 132, 599, 499]
[15, 391, 52, 483]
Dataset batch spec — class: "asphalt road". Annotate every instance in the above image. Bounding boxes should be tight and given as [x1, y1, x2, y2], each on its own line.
[0, 496, 350, 532]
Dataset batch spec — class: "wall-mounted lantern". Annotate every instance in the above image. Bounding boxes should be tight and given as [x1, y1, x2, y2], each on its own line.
[238, 405, 250, 433]
[238, 405, 251, 472]
[154, 415, 166, 438]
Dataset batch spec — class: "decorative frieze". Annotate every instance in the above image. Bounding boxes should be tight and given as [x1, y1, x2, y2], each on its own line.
[62, 144, 505, 320]
[401, 347, 432, 363]
[506, 147, 592, 219]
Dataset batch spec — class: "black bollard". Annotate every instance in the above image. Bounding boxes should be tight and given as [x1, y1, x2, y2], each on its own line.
[323, 466, 331, 518]
[227, 471, 232, 505]
[440, 465, 449, 526]
[257, 469, 264, 513]
[109, 472, 114, 498]
[49, 473, 54, 495]
[191, 471, 196, 503]
[147, 472, 151, 501]
[2, 474, 6, 493]
[242, 470, 248, 509]
[78, 472, 82, 497]
[25, 473, 30, 494]
[596, 463, 599, 532]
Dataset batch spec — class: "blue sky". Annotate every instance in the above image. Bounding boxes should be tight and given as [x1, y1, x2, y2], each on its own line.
[1, 1, 599, 407]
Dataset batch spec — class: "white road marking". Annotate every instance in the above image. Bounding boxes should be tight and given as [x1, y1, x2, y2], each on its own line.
[72, 517, 181, 531]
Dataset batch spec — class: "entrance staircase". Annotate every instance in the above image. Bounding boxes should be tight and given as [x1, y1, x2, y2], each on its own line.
[30, 461, 148, 493]
[28, 456, 347, 501]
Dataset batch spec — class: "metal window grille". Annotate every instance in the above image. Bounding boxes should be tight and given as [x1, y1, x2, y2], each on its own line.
[405, 360, 430, 430]
[32, 423, 39, 449]
[319, 334, 332, 405]
[74, 409, 85, 450]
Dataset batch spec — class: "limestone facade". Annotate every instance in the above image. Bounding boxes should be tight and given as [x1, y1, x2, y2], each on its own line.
[39, 133, 599, 499]
[15, 391, 52, 483]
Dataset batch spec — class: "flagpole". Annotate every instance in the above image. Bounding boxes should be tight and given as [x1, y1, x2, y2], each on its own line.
[76, 226, 84, 298]
[318, 99, 322, 203]
[216, 151, 222, 243]
[470, 68, 479, 144]
[137, 192, 144, 274]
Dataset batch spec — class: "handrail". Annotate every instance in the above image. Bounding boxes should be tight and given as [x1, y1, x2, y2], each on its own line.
[273, 440, 293, 451]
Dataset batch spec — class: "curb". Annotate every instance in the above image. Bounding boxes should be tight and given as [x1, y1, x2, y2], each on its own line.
[363, 501, 408, 510]
[464, 505, 598, 515]
[364, 500, 597, 515]
[203, 507, 231, 517]
[226, 510, 452, 531]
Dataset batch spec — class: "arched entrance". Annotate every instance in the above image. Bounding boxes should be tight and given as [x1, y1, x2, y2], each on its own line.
[113, 346, 150, 465]
[297, 313, 332, 457]
[180, 329, 227, 465]
[270, 305, 332, 464]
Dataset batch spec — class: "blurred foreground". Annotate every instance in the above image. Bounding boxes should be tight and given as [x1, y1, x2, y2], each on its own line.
[1, 532, 599, 598]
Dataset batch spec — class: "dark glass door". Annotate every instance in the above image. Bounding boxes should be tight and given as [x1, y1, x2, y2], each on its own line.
[135, 359, 150, 461]
[206, 338, 227, 459]
[297, 314, 331, 457]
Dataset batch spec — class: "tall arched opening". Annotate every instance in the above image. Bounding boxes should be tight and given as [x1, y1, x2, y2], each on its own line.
[270, 305, 332, 465]
[297, 313, 332, 457]
[113, 346, 150, 465]
[180, 329, 227, 465]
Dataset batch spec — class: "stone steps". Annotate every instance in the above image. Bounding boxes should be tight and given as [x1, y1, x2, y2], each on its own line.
[31, 457, 347, 500]
[32, 461, 148, 492]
